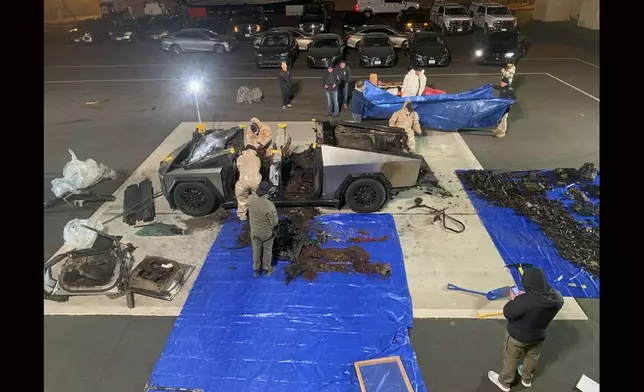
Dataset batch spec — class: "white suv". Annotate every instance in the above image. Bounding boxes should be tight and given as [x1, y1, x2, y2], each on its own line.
[468, 2, 518, 34]
[357, 0, 420, 18]
[430, 2, 473, 35]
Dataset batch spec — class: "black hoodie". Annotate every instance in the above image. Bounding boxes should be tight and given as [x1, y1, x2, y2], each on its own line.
[503, 268, 564, 343]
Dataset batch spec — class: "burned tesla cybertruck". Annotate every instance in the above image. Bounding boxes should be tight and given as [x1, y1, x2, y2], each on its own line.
[158, 121, 445, 217]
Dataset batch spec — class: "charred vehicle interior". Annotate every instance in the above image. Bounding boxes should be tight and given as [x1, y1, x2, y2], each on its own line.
[158, 121, 446, 217]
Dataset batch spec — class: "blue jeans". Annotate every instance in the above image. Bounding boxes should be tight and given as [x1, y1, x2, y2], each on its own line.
[352, 113, 362, 123]
[326, 90, 339, 115]
[339, 82, 349, 105]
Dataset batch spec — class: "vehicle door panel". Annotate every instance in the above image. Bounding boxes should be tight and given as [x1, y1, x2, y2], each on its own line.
[197, 33, 216, 51]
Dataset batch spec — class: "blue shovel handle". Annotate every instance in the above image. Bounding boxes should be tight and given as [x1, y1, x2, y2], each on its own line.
[447, 283, 488, 297]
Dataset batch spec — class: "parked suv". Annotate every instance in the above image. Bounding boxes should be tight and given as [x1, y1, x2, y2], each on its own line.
[429, 2, 473, 35]
[357, 0, 420, 18]
[468, 2, 517, 34]
[298, 4, 329, 34]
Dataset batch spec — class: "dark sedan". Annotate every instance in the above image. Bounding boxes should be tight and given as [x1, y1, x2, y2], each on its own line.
[342, 11, 368, 35]
[307, 34, 345, 68]
[108, 18, 143, 43]
[474, 31, 526, 65]
[143, 16, 183, 41]
[255, 33, 298, 68]
[408, 32, 450, 67]
[358, 33, 396, 68]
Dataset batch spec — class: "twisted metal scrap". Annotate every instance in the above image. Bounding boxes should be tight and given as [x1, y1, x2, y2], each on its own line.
[457, 166, 599, 276]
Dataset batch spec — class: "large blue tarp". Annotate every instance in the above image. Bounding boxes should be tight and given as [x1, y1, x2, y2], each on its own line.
[363, 82, 514, 131]
[148, 213, 426, 392]
[458, 170, 600, 299]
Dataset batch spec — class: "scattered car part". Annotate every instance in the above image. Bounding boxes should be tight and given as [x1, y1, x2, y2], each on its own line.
[51, 149, 118, 198]
[447, 283, 511, 300]
[103, 192, 164, 225]
[63, 219, 105, 249]
[129, 256, 195, 301]
[405, 197, 465, 233]
[44, 191, 116, 209]
[123, 179, 156, 226]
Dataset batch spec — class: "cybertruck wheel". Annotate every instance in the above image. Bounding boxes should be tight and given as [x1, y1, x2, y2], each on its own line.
[173, 182, 219, 217]
[344, 178, 387, 213]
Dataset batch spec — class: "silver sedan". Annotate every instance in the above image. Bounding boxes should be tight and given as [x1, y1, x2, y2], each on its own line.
[345, 25, 410, 49]
[254, 27, 314, 51]
[160, 28, 237, 55]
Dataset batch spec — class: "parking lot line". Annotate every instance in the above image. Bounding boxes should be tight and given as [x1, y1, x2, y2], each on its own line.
[44, 72, 547, 84]
[546, 73, 599, 102]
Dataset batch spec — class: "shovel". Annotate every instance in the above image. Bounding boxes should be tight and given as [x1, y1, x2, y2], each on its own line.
[447, 283, 512, 301]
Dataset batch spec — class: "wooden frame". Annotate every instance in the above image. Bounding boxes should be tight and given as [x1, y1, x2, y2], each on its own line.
[354, 355, 414, 392]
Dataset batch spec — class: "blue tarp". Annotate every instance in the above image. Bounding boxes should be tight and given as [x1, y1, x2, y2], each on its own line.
[458, 170, 600, 299]
[363, 82, 514, 131]
[148, 213, 426, 392]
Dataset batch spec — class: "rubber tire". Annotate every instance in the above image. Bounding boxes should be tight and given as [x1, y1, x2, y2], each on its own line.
[344, 178, 387, 213]
[213, 44, 225, 55]
[364, 10, 373, 18]
[172, 182, 218, 217]
[170, 44, 182, 55]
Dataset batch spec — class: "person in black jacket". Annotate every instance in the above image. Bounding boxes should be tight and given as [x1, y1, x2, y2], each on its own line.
[491, 77, 516, 138]
[488, 267, 564, 391]
[322, 65, 340, 116]
[334, 60, 351, 110]
[278, 62, 292, 110]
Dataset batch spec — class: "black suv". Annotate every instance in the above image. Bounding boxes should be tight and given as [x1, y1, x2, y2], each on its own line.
[255, 32, 298, 68]
[228, 7, 266, 40]
[342, 11, 368, 35]
[299, 5, 329, 35]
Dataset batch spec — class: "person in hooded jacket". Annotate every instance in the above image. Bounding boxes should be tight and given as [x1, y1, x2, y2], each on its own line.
[488, 267, 564, 391]
[279, 61, 292, 110]
[246, 117, 272, 150]
[389, 101, 422, 153]
[234, 146, 263, 221]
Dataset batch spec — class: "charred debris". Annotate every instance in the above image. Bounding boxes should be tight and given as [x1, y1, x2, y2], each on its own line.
[457, 163, 599, 276]
[235, 207, 392, 284]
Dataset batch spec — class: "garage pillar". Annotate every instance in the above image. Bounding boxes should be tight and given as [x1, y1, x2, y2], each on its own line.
[577, 0, 599, 30]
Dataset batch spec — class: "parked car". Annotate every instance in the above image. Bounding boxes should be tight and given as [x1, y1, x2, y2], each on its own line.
[397, 9, 430, 33]
[469, 2, 517, 34]
[342, 11, 369, 36]
[160, 29, 237, 55]
[254, 28, 314, 51]
[357, 0, 420, 18]
[229, 6, 266, 40]
[66, 18, 110, 45]
[255, 32, 299, 68]
[298, 4, 330, 35]
[358, 33, 396, 68]
[407, 32, 450, 67]
[474, 30, 526, 64]
[306, 34, 345, 68]
[143, 16, 183, 40]
[108, 17, 143, 43]
[429, 1, 473, 34]
[346, 25, 409, 49]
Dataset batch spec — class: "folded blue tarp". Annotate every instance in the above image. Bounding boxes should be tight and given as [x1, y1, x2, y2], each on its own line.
[363, 82, 514, 131]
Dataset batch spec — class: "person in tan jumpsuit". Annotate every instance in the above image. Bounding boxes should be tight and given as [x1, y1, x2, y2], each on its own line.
[388, 101, 422, 153]
[235, 147, 262, 221]
[246, 118, 273, 150]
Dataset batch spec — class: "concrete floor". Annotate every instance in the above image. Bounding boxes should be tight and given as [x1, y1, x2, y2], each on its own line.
[43, 13, 599, 392]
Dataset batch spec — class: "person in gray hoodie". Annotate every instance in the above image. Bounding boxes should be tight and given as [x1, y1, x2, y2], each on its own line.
[488, 267, 564, 391]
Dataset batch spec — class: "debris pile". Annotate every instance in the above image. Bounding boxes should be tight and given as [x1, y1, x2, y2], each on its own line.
[457, 163, 600, 276]
[284, 245, 391, 284]
[282, 148, 317, 199]
[60, 251, 117, 288]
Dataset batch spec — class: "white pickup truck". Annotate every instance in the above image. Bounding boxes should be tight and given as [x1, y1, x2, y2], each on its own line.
[468, 2, 517, 34]
[358, 0, 420, 18]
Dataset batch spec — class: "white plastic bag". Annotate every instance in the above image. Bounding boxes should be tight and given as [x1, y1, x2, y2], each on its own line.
[51, 150, 118, 197]
[63, 219, 105, 249]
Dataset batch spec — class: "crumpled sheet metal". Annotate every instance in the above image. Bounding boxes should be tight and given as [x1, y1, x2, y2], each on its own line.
[458, 170, 600, 299]
[363, 82, 514, 131]
[149, 213, 426, 392]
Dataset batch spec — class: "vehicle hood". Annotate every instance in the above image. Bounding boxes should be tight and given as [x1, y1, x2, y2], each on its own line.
[257, 46, 290, 55]
[484, 42, 516, 53]
[360, 46, 395, 57]
[111, 26, 135, 34]
[412, 45, 446, 57]
[301, 15, 325, 24]
[444, 15, 472, 21]
[486, 15, 516, 21]
[308, 46, 342, 58]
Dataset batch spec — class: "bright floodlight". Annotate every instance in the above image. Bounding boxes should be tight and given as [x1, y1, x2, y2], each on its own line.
[188, 81, 201, 94]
